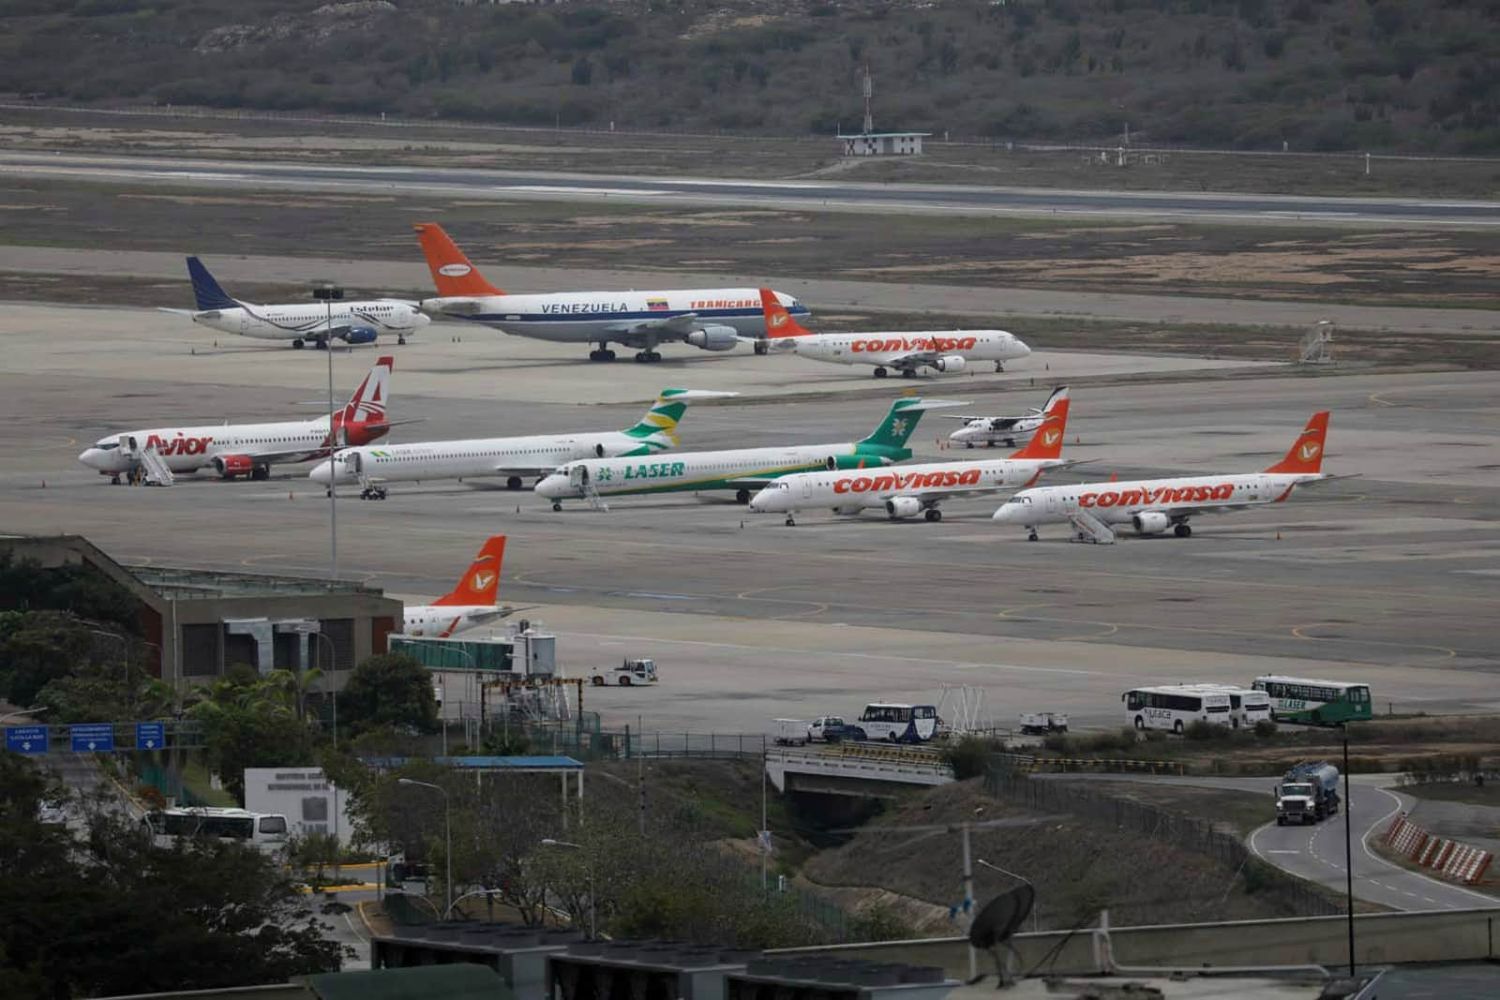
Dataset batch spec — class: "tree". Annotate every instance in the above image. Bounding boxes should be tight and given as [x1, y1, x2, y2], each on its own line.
[338, 654, 438, 737]
[189, 668, 316, 802]
[0, 552, 141, 634]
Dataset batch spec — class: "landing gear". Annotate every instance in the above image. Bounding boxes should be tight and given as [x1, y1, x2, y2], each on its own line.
[552, 501, 563, 512]
[873, 367, 888, 379]
[588, 347, 618, 362]
[397, 335, 407, 346]
[754, 340, 769, 356]
[924, 508, 942, 522]
[360, 485, 388, 500]
[314, 339, 328, 351]
[292, 339, 305, 350]
[1027, 530, 1039, 542]
[994, 362, 1006, 373]
[110, 474, 121, 485]
[785, 514, 797, 527]
[634, 350, 662, 363]
[506, 476, 523, 491]
[900, 369, 917, 379]
[1174, 523, 1192, 538]
[964, 442, 974, 449]
[735, 488, 751, 504]
[250, 465, 270, 481]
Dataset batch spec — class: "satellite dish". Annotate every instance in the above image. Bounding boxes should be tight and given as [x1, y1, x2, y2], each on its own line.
[969, 884, 1035, 950]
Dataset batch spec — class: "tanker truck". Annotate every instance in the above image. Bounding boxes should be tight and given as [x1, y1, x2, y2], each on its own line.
[1275, 760, 1341, 826]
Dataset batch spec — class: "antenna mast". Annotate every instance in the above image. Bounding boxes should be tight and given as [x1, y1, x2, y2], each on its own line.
[862, 64, 874, 134]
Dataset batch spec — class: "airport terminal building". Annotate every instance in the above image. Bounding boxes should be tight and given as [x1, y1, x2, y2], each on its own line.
[0, 534, 401, 692]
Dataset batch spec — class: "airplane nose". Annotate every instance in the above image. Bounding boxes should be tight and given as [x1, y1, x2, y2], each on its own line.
[1011, 336, 1031, 358]
[992, 504, 1017, 522]
[78, 448, 102, 469]
[534, 476, 563, 499]
[748, 490, 770, 512]
[309, 461, 332, 485]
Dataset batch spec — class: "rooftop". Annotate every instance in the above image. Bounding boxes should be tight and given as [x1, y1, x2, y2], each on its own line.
[125, 563, 378, 600]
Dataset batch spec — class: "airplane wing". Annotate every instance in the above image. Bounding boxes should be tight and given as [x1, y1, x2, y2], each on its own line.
[424, 299, 483, 317]
[466, 604, 535, 625]
[157, 307, 197, 317]
[491, 465, 555, 479]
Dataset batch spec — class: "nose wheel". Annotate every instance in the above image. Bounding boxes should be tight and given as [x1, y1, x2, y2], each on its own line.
[785, 514, 796, 527]
[397, 335, 407, 345]
[1027, 530, 1039, 542]
[552, 501, 563, 512]
[634, 350, 663, 363]
[873, 367, 888, 379]
[360, 486, 387, 500]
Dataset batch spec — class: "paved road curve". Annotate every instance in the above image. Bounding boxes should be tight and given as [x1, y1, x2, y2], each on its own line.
[3, 151, 1499, 227]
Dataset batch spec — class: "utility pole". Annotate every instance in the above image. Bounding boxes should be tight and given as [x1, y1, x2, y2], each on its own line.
[1343, 725, 1355, 975]
[760, 749, 769, 889]
[313, 282, 343, 582]
[960, 823, 977, 981]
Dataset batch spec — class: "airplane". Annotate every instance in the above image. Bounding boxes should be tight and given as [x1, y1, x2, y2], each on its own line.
[992, 411, 1336, 543]
[403, 535, 522, 637]
[412, 222, 809, 363]
[749, 387, 1072, 525]
[534, 396, 964, 510]
[161, 257, 429, 349]
[308, 387, 738, 498]
[754, 288, 1030, 379]
[942, 386, 1068, 448]
[78, 356, 397, 483]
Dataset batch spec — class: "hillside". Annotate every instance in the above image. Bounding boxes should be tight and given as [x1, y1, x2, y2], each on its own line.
[3, 0, 1498, 154]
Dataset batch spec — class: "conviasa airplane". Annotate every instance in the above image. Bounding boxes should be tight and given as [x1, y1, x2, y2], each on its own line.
[755, 288, 1030, 378]
[413, 222, 808, 363]
[309, 388, 737, 498]
[78, 356, 397, 483]
[992, 411, 1337, 543]
[162, 257, 428, 349]
[750, 387, 1071, 525]
[403, 535, 525, 637]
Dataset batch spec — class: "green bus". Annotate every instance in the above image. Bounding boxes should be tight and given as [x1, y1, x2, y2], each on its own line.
[1252, 675, 1372, 725]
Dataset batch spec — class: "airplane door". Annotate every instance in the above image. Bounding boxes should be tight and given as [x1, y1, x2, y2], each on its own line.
[121, 434, 137, 455]
[570, 464, 590, 488]
[239, 312, 249, 335]
[1044, 492, 1064, 517]
[801, 477, 814, 500]
[348, 452, 362, 476]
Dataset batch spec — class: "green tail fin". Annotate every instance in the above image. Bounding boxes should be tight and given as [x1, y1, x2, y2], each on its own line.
[859, 397, 931, 450]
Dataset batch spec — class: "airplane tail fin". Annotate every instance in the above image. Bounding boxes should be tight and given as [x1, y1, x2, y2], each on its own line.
[622, 388, 738, 448]
[1264, 411, 1330, 474]
[340, 356, 394, 425]
[186, 257, 238, 311]
[1009, 386, 1070, 459]
[432, 535, 507, 607]
[759, 287, 812, 338]
[859, 396, 965, 450]
[413, 223, 504, 297]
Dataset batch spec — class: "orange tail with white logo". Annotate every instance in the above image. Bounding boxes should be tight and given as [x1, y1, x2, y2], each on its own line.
[1264, 411, 1330, 474]
[341, 355, 394, 425]
[758, 287, 812, 338]
[433, 535, 507, 607]
[1010, 387, 1070, 460]
[413, 223, 504, 297]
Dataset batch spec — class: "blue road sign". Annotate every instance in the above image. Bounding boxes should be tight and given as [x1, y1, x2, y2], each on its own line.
[6, 726, 49, 755]
[70, 723, 115, 753]
[135, 722, 165, 751]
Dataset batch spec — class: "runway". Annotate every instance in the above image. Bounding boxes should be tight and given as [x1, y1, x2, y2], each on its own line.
[3, 300, 1497, 739]
[3, 151, 1499, 227]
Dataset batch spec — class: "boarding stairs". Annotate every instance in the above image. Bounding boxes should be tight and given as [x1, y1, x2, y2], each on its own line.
[578, 477, 609, 512]
[1068, 509, 1114, 544]
[137, 445, 175, 487]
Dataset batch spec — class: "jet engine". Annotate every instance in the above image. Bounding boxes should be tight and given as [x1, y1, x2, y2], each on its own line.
[885, 496, 923, 520]
[684, 325, 738, 352]
[213, 454, 255, 479]
[342, 326, 380, 345]
[931, 354, 967, 373]
[1132, 511, 1172, 535]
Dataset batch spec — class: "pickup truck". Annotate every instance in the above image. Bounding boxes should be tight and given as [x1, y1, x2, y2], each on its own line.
[774, 716, 848, 746]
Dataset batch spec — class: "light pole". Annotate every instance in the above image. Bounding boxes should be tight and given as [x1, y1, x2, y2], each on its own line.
[541, 838, 594, 938]
[313, 281, 343, 583]
[1342, 724, 1355, 976]
[398, 778, 451, 917]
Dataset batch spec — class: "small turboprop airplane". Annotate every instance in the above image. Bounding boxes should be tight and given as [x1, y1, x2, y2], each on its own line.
[754, 288, 1030, 379]
[78, 356, 397, 483]
[749, 388, 1072, 525]
[992, 411, 1337, 543]
[309, 387, 736, 497]
[534, 397, 964, 510]
[163, 257, 428, 349]
[413, 223, 808, 363]
[403, 535, 524, 637]
[942, 387, 1068, 448]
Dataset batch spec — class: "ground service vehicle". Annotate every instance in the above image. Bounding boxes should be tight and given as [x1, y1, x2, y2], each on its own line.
[1275, 761, 1341, 825]
[143, 807, 289, 851]
[1018, 712, 1069, 735]
[1252, 676, 1372, 725]
[849, 703, 939, 743]
[807, 716, 847, 742]
[1122, 686, 1233, 733]
[590, 658, 658, 687]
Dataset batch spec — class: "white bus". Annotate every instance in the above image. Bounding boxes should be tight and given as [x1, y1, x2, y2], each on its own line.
[143, 807, 289, 851]
[1175, 685, 1272, 728]
[1122, 686, 1233, 733]
[849, 703, 939, 743]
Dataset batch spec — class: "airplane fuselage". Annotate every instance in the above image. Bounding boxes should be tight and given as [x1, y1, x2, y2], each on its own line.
[772, 331, 1029, 371]
[312, 430, 664, 486]
[993, 473, 1322, 531]
[751, 458, 1063, 515]
[79, 416, 390, 476]
[402, 604, 495, 638]
[191, 300, 427, 343]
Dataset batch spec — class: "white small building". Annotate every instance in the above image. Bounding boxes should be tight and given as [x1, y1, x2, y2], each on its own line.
[840, 131, 930, 156]
[244, 766, 354, 845]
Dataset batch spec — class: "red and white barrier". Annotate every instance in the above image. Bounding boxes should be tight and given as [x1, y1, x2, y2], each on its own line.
[1382, 811, 1493, 884]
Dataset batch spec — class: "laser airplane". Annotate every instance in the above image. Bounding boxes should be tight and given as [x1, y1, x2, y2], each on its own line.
[942, 386, 1069, 448]
[414, 223, 808, 363]
[754, 288, 1029, 378]
[402, 535, 523, 637]
[534, 397, 964, 510]
[309, 388, 737, 498]
[163, 257, 428, 348]
[750, 387, 1071, 525]
[992, 411, 1336, 543]
[78, 356, 397, 483]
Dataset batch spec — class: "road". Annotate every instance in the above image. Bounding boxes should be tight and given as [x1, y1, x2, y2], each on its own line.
[3, 151, 1499, 228]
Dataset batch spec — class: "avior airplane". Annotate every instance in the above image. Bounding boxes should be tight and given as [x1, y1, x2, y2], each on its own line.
[413, 223, 808, 363]
[942, 386, 1068, 448]
[750, 387, 1071, 525]
[534, 397, 963, 510]
[403, 535, 521, 637]
[78, 356, 396, 483]
[992, 411, 1334, 543]
[755, 288, 1030, 378]
[308, 388, 736, 497]
[163, 257, 429, 349]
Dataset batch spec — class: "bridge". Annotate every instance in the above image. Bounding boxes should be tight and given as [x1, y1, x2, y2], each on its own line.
[765, 742, 953, 797]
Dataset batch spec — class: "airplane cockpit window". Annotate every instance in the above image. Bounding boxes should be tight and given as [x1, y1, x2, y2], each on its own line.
[95, 441, 119, 451]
